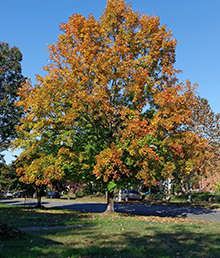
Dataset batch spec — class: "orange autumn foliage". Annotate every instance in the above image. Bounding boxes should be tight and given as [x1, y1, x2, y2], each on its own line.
[12, 0, 210, 190]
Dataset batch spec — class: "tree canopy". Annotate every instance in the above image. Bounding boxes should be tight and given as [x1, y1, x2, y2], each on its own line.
[190, 96, 220, 191]
[0, 42, 25, 160]
[12, 0, 210, 211]
[0, 163, 17, 193]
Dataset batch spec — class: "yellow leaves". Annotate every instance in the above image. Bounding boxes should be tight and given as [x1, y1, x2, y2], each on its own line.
[15, 149, 65, 185]
[11, 0, 209, 192]
[93, 144, 129, 181]
[163, 162, 175, 177]
[58, 147, 70, 156]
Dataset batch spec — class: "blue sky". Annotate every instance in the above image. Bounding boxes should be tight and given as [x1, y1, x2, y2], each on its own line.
[1, 0, 220, 164]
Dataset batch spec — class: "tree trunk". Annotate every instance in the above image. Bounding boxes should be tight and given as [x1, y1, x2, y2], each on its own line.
[187, 174, 192, 203]
[35, 187, 42, 208]
[201, 176, 204, 192]
[105, 191, 115, 213]
[36, 195, 42, 208]
[118, 189, 122, 202]
[67, 193, 70, 200]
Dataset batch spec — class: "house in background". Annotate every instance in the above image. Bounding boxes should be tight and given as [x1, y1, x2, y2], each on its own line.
[196, 172, 220, 192]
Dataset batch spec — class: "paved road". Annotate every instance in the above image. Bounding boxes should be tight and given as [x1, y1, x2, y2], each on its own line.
[1, 198, 220, 222]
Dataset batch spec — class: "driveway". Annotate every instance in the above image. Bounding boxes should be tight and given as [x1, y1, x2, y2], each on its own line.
[1, 198, 220, 222]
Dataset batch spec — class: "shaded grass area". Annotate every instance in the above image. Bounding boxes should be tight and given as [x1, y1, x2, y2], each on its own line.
[0, 204, 220, 257]
[0, 204, 93, 228]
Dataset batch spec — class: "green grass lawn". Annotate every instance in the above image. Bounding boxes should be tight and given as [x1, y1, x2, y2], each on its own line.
[0, 203, 219, 258]
[59, 193, 107, 203]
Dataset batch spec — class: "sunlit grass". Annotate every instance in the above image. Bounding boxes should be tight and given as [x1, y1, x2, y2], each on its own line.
[0, 204, 219, 258]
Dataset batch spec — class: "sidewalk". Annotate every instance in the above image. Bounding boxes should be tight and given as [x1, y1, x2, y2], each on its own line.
[19, 224, 95, 231]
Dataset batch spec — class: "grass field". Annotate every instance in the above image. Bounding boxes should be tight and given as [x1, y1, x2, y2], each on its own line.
[0, 203, 219, 258]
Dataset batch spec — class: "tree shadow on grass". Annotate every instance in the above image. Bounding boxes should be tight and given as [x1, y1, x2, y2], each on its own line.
[1, 222, 219, 258]
[0, 205, 93, 229]
[1, 199, 220, 222]
[119, 226, 220, 258]
[0, 206, 94, 257]
[1, 203, 220, 257]
[49, 226, 220, 258]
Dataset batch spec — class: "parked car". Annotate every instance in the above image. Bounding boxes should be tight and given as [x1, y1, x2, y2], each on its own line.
[27, 193, 34, 198]
[4, 191, 13, 198]
[114, 190, 142, 201]
[46, 192, 60, 199]
[13, 191, 24, 198]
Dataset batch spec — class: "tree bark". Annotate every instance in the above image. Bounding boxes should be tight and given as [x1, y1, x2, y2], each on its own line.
[36, 195, 42, 208]
[67, 193, 70, 200]
[105, 191, 115, 213]
[118, 189, 122, 202]
[35, 187, 43, 208]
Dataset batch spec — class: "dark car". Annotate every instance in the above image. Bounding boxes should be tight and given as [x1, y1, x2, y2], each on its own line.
[27, 193, 34, 198]
[114, 190, 142, 201]
[13, 191, 24, 198]
[46, 192, 60, 199]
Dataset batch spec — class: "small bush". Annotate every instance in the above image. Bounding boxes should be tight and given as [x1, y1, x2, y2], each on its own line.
[148, 193, 164, 200]
[172, 192, 220, 203]
[214, 181, 220, 193]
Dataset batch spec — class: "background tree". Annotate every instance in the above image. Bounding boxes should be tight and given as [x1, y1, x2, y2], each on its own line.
[190, 96, 220, 193]
[0, 42, 25, 158]
[170, 96, 219, 201]
[14, 142, 64, 207]
[12, 0, 209, 212]
[51, 180, 87, 199]
[0, 162, 17, 194]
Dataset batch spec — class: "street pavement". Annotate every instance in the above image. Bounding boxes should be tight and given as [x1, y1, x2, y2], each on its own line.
[1, 198, 220, 222]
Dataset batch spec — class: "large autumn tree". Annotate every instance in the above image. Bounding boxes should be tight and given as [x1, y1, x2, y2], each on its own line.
[12, 0, 209, 212]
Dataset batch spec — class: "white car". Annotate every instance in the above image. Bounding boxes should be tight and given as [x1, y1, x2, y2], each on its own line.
[4, 191, 13, 198]
[114, 190, 142, 201]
